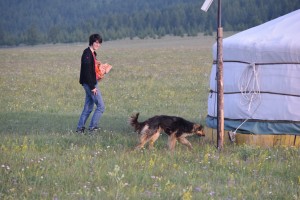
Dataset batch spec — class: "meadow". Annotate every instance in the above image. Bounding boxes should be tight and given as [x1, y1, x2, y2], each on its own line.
[0, 35, 299, 200]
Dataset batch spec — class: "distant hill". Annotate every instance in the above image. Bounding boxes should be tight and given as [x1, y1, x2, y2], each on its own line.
[0, 0, 299, 46]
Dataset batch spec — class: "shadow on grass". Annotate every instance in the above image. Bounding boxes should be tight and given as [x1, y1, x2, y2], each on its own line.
[0, 111, 207, 151]
[0, 111, 132, 135]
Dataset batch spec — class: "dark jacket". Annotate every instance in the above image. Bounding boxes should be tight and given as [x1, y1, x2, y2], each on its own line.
[79, 47, 97, 90]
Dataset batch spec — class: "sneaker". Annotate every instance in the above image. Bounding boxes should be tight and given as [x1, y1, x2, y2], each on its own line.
[76, 127, 85, 134]
[228, 131, 236, 142]
[88, 127, 100, 133]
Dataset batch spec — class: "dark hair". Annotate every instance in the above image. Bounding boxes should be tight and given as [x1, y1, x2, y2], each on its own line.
[89, 34, 102, 46]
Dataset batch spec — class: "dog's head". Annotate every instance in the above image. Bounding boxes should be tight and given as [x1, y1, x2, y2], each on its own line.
[193, 124, 205, 137]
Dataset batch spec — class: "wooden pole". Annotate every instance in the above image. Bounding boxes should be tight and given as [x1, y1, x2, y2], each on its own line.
[216, 0, 224, 150]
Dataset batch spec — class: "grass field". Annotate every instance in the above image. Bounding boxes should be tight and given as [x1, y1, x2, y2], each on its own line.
[0, 35, 299, 199]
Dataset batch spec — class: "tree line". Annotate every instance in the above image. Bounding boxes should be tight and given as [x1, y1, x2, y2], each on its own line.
[0, 0, 299, 46]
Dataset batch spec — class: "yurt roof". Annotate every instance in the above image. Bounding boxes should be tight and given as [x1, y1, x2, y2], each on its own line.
[213, 9, 300, 64]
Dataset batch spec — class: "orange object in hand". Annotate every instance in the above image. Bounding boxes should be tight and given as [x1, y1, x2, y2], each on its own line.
[95, 62, 112, 81]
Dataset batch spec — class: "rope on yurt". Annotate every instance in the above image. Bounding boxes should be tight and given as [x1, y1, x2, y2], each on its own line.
[230, 63, 262, 137]
[238, 63, 261, 111]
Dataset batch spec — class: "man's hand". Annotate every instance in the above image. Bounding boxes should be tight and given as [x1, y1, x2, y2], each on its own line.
[92, 88, 98, 95]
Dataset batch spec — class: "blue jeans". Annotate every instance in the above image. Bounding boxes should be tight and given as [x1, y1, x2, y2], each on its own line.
[77, 83, 105, 129]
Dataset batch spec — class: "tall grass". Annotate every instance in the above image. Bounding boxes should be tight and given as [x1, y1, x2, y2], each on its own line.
[0, 35, 299, 199]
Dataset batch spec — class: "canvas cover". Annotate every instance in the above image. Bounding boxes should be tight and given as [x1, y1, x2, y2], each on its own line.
[206, 9, 300, 134]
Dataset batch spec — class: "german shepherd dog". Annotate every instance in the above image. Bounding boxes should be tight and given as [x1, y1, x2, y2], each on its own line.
[129, 113, 205, 151]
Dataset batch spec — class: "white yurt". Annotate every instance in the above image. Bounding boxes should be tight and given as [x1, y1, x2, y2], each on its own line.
[206, 9, 300, 147]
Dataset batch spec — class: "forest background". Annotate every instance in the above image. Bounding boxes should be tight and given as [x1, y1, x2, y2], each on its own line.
[0, 0, 300, 46]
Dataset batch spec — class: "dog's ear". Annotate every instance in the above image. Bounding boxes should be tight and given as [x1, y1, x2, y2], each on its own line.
[199, 124, 204, 130]
[194, 124, 203, 130]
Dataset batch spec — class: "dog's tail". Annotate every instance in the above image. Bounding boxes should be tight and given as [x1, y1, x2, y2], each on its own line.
[129, 113, 143, 133]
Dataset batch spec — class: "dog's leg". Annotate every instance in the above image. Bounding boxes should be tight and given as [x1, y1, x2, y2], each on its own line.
[135, 133, 148, 150]
[134, 125, 151, 150]
[149, 129, 161, 149]
[177, 136, 193, 150]
[168, 133, 177, 151]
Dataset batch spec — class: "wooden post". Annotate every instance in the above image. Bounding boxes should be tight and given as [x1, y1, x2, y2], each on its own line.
[216, 0, 224, 150]
[201, 0, 224, 149]
[217, 27, 224, 150]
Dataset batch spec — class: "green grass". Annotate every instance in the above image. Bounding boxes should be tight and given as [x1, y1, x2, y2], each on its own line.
[0, 35, 299, 199]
